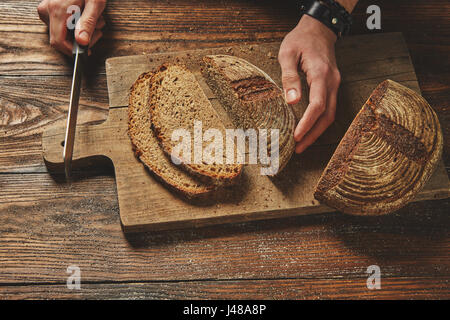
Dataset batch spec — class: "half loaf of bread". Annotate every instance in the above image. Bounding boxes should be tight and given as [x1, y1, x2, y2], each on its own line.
[128, 72, 215, 198]
[149, 64, 243, 185]
[314, 80, 443, 215]
[202, 55, 296, 174]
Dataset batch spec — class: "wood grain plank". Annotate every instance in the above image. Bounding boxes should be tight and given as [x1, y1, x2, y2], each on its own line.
[0, 75, 109, 173]
[0, 0, 300, 76]
[1, 277, 448, 299]
[0, 173, 448, 283]
[1, 0, 449, 79]
[0, 0, 449, 299]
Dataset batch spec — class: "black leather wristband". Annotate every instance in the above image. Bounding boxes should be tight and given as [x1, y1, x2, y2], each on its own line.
[300, 0, 353, 38]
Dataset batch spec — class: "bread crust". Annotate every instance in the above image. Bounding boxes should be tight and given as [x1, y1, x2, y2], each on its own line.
[127, 71, 216, 199]
[148, 64, 243, 185]
[314, 80, 443, 215]
[202, 55, 296, 175]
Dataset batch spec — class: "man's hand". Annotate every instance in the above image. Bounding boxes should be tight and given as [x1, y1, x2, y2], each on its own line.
[278, 15, 341, 154]
[37, 0, 106, 56]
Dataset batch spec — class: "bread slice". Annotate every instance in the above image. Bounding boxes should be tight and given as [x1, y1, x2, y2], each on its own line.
[128, 71, 215, 198]
[149, 64, 243, 185]
[314, 80, 443, 215]
[202, 54, 296, 175]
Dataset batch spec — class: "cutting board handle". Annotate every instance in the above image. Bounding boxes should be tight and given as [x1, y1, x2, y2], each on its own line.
[42, 118, 114, 174]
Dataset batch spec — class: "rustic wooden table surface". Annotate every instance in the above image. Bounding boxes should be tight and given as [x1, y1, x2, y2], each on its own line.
[0, 0, 448, 299]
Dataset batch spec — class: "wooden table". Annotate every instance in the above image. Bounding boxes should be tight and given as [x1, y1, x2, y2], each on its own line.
[0, 0, 448, 299]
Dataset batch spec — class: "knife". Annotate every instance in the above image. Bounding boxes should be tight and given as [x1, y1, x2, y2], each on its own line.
[63, 39, 87, 181]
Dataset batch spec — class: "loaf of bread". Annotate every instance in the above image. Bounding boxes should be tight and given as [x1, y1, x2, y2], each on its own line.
[202, 55, 296, 174]
[314, 80, 443, 215]
[149, 64, 243, 185]
[128, 72, 215, 199]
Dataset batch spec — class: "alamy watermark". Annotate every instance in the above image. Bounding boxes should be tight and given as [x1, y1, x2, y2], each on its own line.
[171, 121, 280, 176]
[366, 5, 381, 30]
[66, 265, 81, 290]
[66, 5, 81, 30]
[366, 265, 381, 290]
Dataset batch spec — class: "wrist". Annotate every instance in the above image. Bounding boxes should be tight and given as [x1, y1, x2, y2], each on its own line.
[335, 0, 357, 13]
[299, 0, 353, 38]
[297, 14, 337, 44]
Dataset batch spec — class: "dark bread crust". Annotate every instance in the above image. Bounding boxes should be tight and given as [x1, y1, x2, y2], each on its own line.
[314, 105, 377, 197]
[314, 80, 443, 215]
[230, 76, 279, 101]
[202, 55, 296, 174]
[374, 114, 429, 164]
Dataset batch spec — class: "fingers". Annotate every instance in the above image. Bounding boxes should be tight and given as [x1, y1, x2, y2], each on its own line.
[293, 76, 327, 142]
[38, 0, 106, 56]
[89, 28, 103, 48]
[37, 0, 49, 25]
[48, 3, 73, 56]
[278, 47, 302, 105]
[75, 0, 106, 46]
[278, 15, 341, 154]
[86, 17, 105, 55]
[295, 89, 337, 154]
[96, 15, 106, 30]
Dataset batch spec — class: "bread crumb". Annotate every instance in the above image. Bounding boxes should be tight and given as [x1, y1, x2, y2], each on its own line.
[267, 52, 275, 59]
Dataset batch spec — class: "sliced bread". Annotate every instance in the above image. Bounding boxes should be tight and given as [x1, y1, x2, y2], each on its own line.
[202, 54, 296, 175]
[149, 64, 243, 185]
[314, 80, 443, 215]
[128, 71, 215, 198]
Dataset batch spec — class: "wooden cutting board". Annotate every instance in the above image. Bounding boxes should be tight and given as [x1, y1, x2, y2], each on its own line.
[42, 33, 450, 233]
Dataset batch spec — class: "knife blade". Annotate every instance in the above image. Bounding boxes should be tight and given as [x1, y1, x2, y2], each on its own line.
[63, 40, 87, 181]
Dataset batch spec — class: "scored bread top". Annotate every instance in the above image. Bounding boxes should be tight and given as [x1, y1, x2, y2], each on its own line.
[314, 80, 443, 215]
[149, 64, 243, 185]
[202, 55, 296, 175]
[127, 71, 215, 198]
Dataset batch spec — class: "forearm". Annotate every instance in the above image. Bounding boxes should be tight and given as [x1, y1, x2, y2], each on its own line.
[335, 0, 358, 13]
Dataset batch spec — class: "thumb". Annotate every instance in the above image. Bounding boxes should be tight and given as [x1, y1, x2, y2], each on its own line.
[75, 0, 106, 46]
[278, 49, 302, 104]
